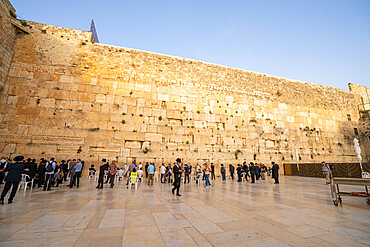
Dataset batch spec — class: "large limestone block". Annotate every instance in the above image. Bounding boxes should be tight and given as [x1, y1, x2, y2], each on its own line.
[145, 133, 162, 142]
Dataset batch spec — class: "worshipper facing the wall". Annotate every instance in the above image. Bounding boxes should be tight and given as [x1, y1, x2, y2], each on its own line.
[0, 155, 24, 204]
[272, 162, 280, 184]
[43, 158, 56, 191]
[38, 159, 46, 187]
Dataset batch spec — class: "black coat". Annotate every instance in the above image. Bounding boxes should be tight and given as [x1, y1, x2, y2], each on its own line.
[173, 164, 181, 179]
[30, 162, 37, 178]
[272, 164, 279, 179]
[5, 162, 24, 182]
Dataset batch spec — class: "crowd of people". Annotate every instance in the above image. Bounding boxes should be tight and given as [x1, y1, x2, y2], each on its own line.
[0, 155, 281, 204]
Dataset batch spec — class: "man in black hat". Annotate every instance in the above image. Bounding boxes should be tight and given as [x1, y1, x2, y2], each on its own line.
[96, 158, 108, 189]
[172, 158, 182, 196]
[0, 155, 24, 204]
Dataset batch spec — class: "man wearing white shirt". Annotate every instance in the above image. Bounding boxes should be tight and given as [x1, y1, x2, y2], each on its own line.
[160, 163, 166, 183]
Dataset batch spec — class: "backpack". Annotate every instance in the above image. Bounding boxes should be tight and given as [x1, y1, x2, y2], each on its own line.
[221, 166, 225, 173]
[46, 162, 54, 172]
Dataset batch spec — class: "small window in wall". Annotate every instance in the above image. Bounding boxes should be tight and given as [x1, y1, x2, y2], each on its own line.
[162, 137, 165, 142]
[354, 128, 358, 135]
[161, 101, 167, 108]
[347, 114, 351, 121]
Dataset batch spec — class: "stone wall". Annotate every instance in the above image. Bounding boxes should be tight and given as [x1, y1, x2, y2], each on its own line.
[0, 19, 368, 174]
[0, 0, 17, 93]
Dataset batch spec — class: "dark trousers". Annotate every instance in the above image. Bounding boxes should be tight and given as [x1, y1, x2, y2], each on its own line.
[184, 174, 190, 183]
[274, 176, 279, 184]
[1, 181, 19, 202]
[211, 172, 215, 180]
[251, 173, 255, 183]
[231, 172, 234, 180]
[0, 172, 4, 184]
[71, 172, 81, 187]
[172, 177, 181, 195]
[97, 173, 104, 188]
[38, 173, 45, 187]
[69, 173, 76, 187]
[161, 174, 165, 183]
[44, 174, 54, 190]
[63, 170, 69, 181]
[222, 172, 226, 181]
[109, 174, 115, 187]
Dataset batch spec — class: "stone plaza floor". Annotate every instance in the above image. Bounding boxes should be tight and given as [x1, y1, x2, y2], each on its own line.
[0, 175, 369, 247]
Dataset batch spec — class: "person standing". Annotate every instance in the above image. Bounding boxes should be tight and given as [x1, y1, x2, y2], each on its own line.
[97, 159, 108, 189]
[109, 160, 118, 188]
[237, 164, 242, 182]
[0, 156, 24, 204]
[68, 159, 77, 188]
[60, 160, 68, 183]
[126, 161, 137, 187]
[145, 162, 149, 179]
[210, 163, 215, 180]
[272, 162, 279, 184]
[147, 162, 155, 186]
[0, 157, 8, 185]
[250, 162, 256, 183]
[71, 159, 83, 188]
[53, 162, 62, 187]
[38, 159, 46, 187]
[229, 164, 235, 180]
[220, 164, 226, 181]
[321, 161, 331, 185]
[205, 163, 211, 186]
[160, 163, 166, 183]
[44, 158, 56, 191]
[184, 164, 190, 184]
[172, 158, 182, 196]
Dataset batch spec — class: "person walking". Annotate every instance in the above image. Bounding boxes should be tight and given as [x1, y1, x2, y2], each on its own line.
[321, 161, 331, 184]
[96, 159, 108, 189]
[205, 163, 211, 186]
[220, 164, 226, 181]
[44, 158, 56, 191]
[108, 160, 117, 188]
[172, 158, 182, 196]
[0, 156, 24, 204]
[272, 162, 280, 184]
[147, 162, 155, 186]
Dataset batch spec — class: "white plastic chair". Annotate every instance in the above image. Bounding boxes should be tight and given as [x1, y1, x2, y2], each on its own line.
[88, 171, 95, 181]
[128, 176, 138, 190]
[154, 171, 159, 183]
[116, 170, 124, 182]
[103, 170, 108, 181]
[18, 174, 33, 191]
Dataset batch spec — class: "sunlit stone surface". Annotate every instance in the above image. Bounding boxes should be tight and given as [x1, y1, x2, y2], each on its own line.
[0, 176, 369, 247]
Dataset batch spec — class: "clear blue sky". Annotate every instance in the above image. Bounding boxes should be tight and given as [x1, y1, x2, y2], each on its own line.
[11, 0, 370, 90]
